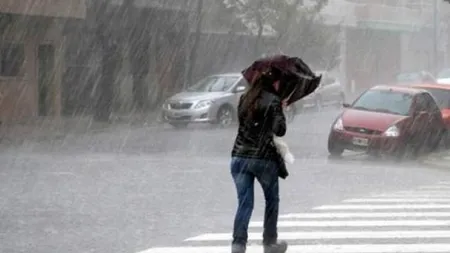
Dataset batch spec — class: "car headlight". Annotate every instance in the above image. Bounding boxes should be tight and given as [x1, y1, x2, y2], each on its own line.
[194, 100, 213, 109]
[383, 125, 400, 137]
[333, 118, 344, 131]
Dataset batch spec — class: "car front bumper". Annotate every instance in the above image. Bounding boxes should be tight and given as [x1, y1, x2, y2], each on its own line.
[328, 129, 403, 154]
[161, 106, 216, 123]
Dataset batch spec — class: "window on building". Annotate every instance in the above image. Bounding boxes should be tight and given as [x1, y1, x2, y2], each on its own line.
[0, 43, 25, 77]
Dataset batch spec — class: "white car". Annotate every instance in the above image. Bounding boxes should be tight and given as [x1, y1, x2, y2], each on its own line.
[395, 71, 436, 85]
[299, 71, 345, 111]
[437, 68, 450, 84]
[160, 72, 298, 128]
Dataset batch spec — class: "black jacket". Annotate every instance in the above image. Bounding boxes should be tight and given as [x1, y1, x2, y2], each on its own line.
[231, 90, 289, 178]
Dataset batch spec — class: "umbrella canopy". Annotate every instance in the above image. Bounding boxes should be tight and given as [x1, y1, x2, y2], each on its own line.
[241, 54, 322, 105]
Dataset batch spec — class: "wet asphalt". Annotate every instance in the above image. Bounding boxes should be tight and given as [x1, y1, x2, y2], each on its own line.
[1, 107, 450, 253]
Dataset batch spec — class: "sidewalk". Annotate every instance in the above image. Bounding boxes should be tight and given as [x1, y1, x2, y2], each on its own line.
[420, 149, 450, 169]
[0, 117, 109, 145]
[0, 111, 163, 145]
[109, 110, 163, 126]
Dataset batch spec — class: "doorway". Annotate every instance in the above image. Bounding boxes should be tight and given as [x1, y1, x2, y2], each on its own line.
[38, 44, 55, 116]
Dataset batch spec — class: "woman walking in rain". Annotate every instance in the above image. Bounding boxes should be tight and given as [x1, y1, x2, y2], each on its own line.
[230, 67, 289, 253]
[230, 55, 321, 253]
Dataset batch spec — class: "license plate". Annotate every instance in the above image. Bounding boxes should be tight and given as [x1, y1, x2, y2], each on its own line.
[171, 111, 185, 117]
[352, 137, 369, 146]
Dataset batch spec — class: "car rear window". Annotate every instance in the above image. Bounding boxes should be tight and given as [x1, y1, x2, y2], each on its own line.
[351, 89, 413, 116]
[422, 88, 450, 109]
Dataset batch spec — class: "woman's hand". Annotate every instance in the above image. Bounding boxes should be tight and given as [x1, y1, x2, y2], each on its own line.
[281, 99, 289, 109]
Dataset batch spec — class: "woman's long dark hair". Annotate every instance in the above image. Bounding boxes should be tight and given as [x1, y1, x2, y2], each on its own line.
[240, 79, 264, 120]
[240, 68, 282, 120]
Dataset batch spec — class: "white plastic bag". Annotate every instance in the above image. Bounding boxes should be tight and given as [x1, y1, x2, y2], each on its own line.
[273, 136, 295, 164]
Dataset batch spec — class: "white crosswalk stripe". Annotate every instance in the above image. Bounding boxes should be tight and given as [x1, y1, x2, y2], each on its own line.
[137, 181, 450, 253]
[373, 190, 450, 195]
[138, 244, 450, 253]
[420, 186, 450, 190]
[314, 204, 450, 210]
[250, 219, 450, 227]
[343, 198, 450, 202]
[279, 212, 450, 218]
[372, 194, 450, 198]
[184, 230, 450, 241]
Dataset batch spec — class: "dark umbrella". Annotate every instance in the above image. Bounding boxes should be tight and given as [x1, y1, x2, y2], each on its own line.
[241, 54, 322, 105]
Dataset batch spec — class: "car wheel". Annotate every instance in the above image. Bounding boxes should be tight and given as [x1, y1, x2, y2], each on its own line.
[367, 149, 381, 158]
[393, 143, 408, 162]
[217, 106, 234, 128]
[328, 138, 344, 157]
[443, 130, 450, 149]
[395, 140, 419, 162]
[170, 122, 188, 129]
[429, 129, 445, 152]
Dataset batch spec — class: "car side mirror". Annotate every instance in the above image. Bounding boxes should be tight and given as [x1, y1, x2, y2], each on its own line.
[342, 103, 351, 108]
[235, 86, 246, 93]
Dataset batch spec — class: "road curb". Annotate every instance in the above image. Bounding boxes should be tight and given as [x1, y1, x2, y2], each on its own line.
[0, 111, 165, 146]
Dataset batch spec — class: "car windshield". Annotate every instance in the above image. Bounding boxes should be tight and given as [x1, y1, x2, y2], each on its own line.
[351, 89, 413, 116]
[421, 87, 450, 109]
[187, 75, 239, 92]
[438, 69, 450, 79]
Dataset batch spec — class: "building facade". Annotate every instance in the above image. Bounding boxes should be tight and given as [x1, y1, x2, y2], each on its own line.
[322, 0, 450, 95]
[62, 0, 194, 116]
[0, 0, 86, 122]
[62, 0, 274, 117]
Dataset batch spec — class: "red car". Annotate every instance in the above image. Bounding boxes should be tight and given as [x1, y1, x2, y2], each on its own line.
[411, 83, 450, 148]
[411, 83, 450, 127]
[327, 85, 446, 158]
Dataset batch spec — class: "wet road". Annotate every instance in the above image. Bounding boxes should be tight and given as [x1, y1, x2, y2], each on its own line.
[2, 108, 450, 253]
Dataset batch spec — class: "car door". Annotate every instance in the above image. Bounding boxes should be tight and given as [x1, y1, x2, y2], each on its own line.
[407, 94, 429, 139]
[410, 93, 444, 148]
[421, 93, 445, 148]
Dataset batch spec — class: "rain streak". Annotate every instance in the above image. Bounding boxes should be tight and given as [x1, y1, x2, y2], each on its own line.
[2, 1, 450, 253]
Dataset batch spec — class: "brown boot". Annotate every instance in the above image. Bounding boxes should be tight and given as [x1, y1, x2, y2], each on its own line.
[263, 241, 288, 253]
[231, 243, 246, 253]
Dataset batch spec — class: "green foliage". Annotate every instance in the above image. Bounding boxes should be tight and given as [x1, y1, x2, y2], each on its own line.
[223, 0, 328, 33]
[224, 0, 338, 69]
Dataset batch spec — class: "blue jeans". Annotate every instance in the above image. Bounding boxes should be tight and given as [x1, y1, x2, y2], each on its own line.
[230, 157, 280, 246]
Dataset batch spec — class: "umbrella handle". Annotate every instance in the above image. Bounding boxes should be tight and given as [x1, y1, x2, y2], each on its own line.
[286, 87, 296, 101]
[283, 86, 297, 106]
